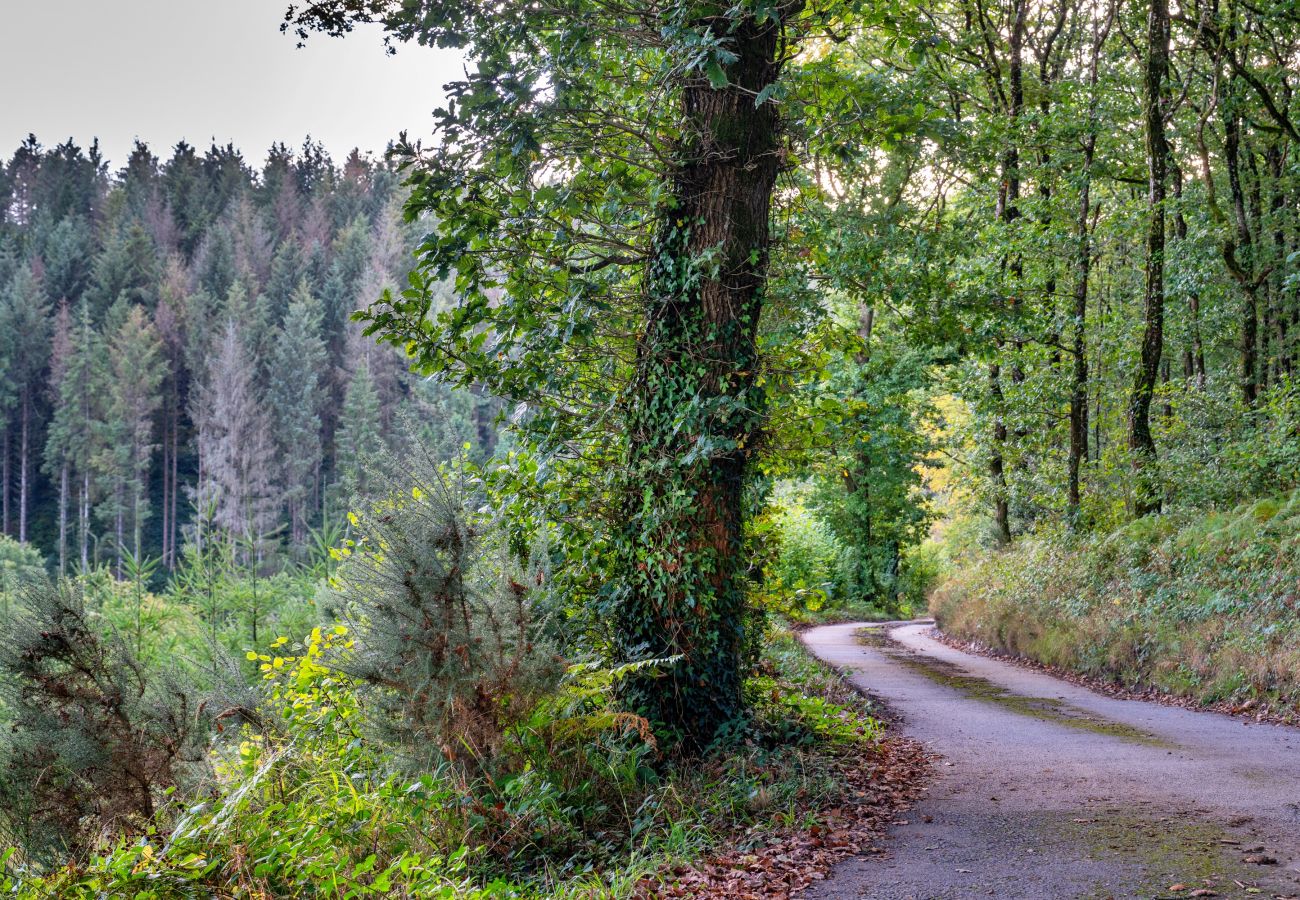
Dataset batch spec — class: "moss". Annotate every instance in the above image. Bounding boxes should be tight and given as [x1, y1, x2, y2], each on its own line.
[1059, 810, 1274, 898]
[859, 630, 1168, 746]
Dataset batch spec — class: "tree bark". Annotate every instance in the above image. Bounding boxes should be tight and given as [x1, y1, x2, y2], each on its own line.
[1068, 1, 1113, 525]
[57, 463, 68, 576]
[1223, 97, 1259, 405]
[19, 393, 29, 544]
[1128, 0, 1169, 517]
[616, 5, 791, 750]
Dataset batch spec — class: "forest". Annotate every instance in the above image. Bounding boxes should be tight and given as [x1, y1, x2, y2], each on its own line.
[2, 0, 1300, 896]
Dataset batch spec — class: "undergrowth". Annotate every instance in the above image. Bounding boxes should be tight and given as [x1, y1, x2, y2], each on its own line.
[0, 625, 882, 898]
[932, 489, 1300, 716]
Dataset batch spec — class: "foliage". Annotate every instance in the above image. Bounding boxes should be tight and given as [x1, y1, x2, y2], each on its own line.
[2, 619, 882, 897]
[0, 577, 208, 860]
[932, 490, 1300, 714]
[324, 450, 563, 767]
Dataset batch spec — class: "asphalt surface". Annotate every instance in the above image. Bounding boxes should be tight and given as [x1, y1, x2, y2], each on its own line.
[799, 621, 1300, 900]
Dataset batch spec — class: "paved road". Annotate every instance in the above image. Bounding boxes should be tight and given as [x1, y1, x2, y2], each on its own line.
[800, 621, 1300, 900]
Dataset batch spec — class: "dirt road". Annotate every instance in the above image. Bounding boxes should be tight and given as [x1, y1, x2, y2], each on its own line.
[800, 621, 1300, 899]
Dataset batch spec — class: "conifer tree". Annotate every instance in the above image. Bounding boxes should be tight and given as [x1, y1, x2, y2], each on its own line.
[0, 578, 204, 858]
[268, 281, 327, 544]
[95, 303, 165, 564]
[44, 302, 74, 573]
[85, 221, 157, 317]
[43, 301, 104, 572]
[191, 320, 278, 552]
[334, 363, 384, 503]
[1, 263, 51, 543]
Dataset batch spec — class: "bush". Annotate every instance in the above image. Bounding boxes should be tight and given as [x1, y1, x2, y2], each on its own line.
[324, 450, 563, 768]
[0, 578, 207, 860]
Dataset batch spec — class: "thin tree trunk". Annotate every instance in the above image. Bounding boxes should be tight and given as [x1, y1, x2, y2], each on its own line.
[80, 471, 90, 572]
[170, 412, 179, 568]
[2, 427, 10, 536]
[1172, 166, 1206, 385]
[1128, 0, 1170, 516]
[986, 0, 1026, 546]
[162, 406, 171, 568]
[19, 394, 29, 544]
[1068, 1, 1112, 524]
[1224, 101, 1259, 405]
[57, 462, 68, 576]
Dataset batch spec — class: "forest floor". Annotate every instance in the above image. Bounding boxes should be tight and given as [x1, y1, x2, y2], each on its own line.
[800, 622, 1300, 900]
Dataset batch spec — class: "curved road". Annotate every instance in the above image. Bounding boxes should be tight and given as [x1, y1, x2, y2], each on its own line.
[801, 621, 1300, 899]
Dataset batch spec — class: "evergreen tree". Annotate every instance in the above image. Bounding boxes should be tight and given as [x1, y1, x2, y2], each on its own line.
[334, 363, 384, 503]
[85, 221, 158, 317]
[43, 302, 74, 574]
[191, 320, 277, 551]
[2, 263, 52, 543]
[35, 214, 94, 303]
[43, 301, 104, 572]
[268, 282, 327, 544]
[94, 303, 165, 566]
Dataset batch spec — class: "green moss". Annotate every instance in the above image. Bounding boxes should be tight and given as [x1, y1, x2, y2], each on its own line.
[859, 630, 1167, 746]
[1061, 810, 1274, 898]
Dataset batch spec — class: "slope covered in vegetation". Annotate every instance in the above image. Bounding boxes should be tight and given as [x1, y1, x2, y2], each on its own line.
[934, 492, 1300, 719]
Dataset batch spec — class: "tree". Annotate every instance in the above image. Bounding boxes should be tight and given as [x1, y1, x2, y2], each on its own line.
[2, 262, 52, 543]
[85, 220, 158, 317]
[334, 362, 384, 503]
[0, 578, 204, 858]
[43, 302, 104, 572]
[268, 282, 327, 544]
[94, 303, 165, 566]
[290, 0, 813, 748]
[1127, 0, 1171, 516]
[191, 320, 278, 553]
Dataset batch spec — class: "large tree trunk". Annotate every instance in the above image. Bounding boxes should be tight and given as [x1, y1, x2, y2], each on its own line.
[1128, 0, 1170, 517]
[616, 6, 790, 750]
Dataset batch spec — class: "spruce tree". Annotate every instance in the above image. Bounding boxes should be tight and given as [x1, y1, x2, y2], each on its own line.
[268, 281, 327, 545]
[94, 303, 165, 565]
[43, 302, 104, 573]
[334, 363, 384, 503]
[191, 320, 278, 552]
[2, 263, 51, 543]
[85, 221, 157, 317]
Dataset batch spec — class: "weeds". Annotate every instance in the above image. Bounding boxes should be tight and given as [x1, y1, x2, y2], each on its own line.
[932, 489, 1300, 716]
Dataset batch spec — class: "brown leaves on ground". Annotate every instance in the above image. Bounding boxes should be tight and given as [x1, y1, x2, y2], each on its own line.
[635, 737, 930, 899]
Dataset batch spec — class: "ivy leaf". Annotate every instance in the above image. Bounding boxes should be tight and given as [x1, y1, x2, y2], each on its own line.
[705, 61, 729, 89]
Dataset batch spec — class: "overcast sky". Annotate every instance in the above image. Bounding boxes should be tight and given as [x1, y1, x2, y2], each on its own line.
[0, 0, 464, 169]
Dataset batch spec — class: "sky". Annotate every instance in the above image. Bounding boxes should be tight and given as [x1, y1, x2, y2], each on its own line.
[0, 0, 465, 169]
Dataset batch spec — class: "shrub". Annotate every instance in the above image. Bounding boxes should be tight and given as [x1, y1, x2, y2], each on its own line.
[325, 449, 563, 768]
[0, 578, 207, 860]
[931, 490, 1300, 713]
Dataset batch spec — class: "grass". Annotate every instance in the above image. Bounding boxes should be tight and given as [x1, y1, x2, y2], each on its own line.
[931, 489, 1300, 719]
